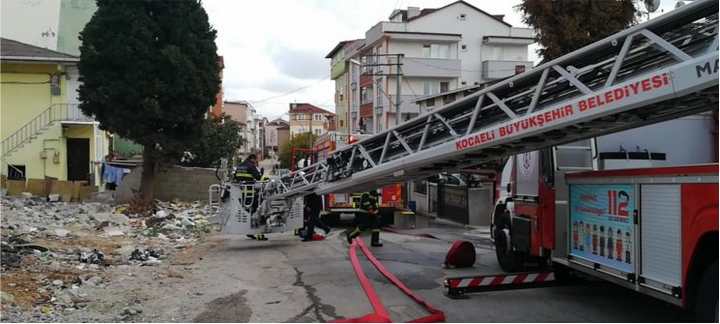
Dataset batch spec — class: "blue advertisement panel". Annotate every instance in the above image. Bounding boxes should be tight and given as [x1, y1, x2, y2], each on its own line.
[569, 184, 635, 273]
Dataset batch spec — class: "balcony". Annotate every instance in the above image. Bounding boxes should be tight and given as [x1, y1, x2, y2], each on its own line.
[331, 61, 347, 80]
[360, 103, 373, 118]
[359, 73, 373, 88]
[482, 60, 534, 80]
[402, 57, 461, 78]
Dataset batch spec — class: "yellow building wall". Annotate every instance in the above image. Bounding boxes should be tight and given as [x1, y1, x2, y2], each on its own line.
[1, 63, 67, 139]
[1, 62, 107, 185]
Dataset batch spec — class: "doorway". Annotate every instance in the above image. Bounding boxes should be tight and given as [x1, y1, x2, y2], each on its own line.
[67, 138, 90, 181]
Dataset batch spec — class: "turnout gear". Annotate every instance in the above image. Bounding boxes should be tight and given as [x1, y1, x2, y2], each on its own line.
[346, 191, 382, 246]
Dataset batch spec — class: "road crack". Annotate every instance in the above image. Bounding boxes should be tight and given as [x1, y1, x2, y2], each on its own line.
[286, 266, 340, 322]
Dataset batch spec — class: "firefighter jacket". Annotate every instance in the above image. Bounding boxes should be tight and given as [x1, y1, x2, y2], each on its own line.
[234, 160, 261, 183]
[360, 193, 379, 214]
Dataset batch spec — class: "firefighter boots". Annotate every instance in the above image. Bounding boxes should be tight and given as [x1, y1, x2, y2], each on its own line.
[371, 230, 383, 247]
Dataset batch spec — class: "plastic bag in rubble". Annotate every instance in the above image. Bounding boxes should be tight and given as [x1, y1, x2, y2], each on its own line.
[79, 249, 105, 264]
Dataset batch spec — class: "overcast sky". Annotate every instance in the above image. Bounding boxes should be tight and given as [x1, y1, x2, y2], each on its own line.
[201, 0, 678, 120]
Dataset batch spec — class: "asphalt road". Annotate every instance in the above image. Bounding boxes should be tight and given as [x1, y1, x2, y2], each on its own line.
[179, 225, 690, 323]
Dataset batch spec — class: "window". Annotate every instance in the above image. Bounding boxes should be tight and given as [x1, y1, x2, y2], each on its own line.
[414, 179, 427, 194]
[314, 114, 323, 121]
[314, 129, 322, 135]
[440, 81, 449, 93]
[50, 74, 61, 96]
[8, 165, 25, 180]
[422, 44, 431, 58]
[339, 120, 344, 127]
[431, 44, 450, 59]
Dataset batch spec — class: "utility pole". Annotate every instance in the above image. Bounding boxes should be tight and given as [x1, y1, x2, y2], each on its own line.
[395, 54, 403, 127]
[360, 54, 403, 131]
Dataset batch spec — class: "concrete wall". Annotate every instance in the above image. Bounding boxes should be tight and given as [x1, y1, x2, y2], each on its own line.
[0, 0, 60, 50]
[57, 0, 97, 56]
[116, 165, 219, 203]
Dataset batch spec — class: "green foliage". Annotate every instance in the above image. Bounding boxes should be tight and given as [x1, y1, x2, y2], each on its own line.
[181, 115, 245, 168]
[517, 0, 637, 61]
[278, 133, 317, 169]
[78, 0, 220, 158]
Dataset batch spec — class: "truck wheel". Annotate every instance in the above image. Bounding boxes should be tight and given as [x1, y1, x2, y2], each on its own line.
[493, 211, 524, 272]
[693, 260, 718, 322]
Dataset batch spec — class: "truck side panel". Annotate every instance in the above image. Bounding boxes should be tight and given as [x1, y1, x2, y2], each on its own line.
[681, 183, 719, 305]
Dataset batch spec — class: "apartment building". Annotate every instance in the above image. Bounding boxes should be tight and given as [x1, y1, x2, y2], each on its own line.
[264, 118, 290, 157]
[288, 103, 336, 138]
[328, 0, 534, 135]
[224, 100, 262, 157]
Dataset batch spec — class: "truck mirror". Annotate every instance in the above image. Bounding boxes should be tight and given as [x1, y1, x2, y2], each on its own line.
[506, 183, 512, 193]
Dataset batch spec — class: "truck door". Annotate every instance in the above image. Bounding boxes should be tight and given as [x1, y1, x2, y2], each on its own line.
[552, 139, 595, 257]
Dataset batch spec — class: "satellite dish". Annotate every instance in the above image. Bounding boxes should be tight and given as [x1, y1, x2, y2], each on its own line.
[645, 0, 661, 12]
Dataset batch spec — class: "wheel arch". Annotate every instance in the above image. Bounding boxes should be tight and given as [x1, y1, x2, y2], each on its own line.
[685, 231, 718, 308]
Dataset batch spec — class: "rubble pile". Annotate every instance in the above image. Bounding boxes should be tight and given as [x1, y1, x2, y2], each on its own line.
[0, 195, 218, 322]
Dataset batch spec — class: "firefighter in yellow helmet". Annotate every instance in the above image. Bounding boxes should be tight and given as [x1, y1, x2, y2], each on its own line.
[235, 154, 267, 241]
[346, 190, 382, 247]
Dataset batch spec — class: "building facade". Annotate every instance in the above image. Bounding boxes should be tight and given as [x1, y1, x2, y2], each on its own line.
[1, 38, 110, 185]
[264, 118, 290, 157]
[328, 0, 534, 135]
[224, 100, 264, 158]
[288, 103, 336, 138]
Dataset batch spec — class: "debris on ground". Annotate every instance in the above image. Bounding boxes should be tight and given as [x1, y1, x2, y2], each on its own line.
[0, 195, 219, 322]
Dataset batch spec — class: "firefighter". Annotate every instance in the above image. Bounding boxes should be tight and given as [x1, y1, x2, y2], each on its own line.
[301, 193, 330, 241]
[345, 190, 383, 247]
[235, 155, 266, 241]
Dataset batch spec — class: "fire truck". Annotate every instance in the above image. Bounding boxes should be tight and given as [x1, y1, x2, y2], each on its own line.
[315, 132, 406, 224]
[492, 133, 717, 319]
[219, 0, 717, 319]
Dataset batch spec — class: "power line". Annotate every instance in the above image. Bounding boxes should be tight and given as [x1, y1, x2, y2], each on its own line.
[247, 77, 331, 104]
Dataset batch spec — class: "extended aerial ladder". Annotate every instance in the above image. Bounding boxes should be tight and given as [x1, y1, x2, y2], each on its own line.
[261, 0, 717, 201]
[219, 0, 718, 235]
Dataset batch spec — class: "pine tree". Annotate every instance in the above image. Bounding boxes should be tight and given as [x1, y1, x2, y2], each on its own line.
[78, 0, 220, 201]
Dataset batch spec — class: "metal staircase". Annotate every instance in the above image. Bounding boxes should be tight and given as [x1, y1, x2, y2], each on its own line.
[261, 0, 718, 204]
[1, 103, 93, 158]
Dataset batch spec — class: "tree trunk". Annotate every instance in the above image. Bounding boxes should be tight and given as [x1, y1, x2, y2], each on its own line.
[140, 145, 157, 203]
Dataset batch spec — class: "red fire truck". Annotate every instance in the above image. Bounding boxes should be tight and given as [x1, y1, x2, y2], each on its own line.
[316, 133, 406, 223]
[491, 138, 717, 319]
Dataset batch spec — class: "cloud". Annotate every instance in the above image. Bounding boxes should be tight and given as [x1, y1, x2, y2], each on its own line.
[269, 45, 328, 80]
[202, 0, 543, 120]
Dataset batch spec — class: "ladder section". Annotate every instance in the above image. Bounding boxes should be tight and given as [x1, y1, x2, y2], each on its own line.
[265, 0, 719, 200]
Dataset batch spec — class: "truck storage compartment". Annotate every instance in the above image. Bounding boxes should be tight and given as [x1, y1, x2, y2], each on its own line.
[640, 184, 682, 295]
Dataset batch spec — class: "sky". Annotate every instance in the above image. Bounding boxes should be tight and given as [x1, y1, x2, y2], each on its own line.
[201, 0, 679, 120]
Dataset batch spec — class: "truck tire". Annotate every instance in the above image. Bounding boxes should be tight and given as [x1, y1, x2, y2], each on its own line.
[493, 210, 524, 272]
[693, 260, 718, 322]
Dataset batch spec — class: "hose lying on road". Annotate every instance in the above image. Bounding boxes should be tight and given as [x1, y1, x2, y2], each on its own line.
[331, 237, 446, 323]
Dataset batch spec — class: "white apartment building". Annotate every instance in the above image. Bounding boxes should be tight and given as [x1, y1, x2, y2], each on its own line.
[224, 100, 262, 157]
[336, 0, 534, 135]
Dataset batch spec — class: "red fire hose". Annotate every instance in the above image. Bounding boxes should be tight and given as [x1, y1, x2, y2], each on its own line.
[332, 238, 446, 323]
